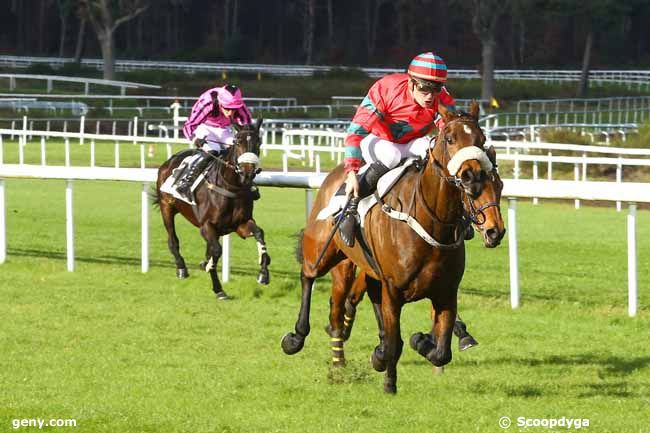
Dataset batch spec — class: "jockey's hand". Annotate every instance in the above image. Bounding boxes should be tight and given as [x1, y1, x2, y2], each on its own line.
[344, 170, 359, 197]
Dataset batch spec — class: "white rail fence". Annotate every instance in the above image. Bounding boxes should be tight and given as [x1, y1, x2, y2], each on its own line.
[0, 165, 647, 317]
[0, 73, 160, 95]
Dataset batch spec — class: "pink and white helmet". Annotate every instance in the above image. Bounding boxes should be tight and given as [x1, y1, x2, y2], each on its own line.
[217, 84, 245, 109]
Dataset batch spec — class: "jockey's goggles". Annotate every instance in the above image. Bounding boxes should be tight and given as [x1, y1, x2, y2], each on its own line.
[411, 77, 443, 93]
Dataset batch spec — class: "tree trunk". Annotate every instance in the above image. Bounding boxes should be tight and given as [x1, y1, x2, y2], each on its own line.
[480, 39, 496, 101]
[59, 14, 68, 57]
[74, 18, 87, 64]
[304, 0, 316, 64]
[577, 30, 593, 98]
[327, 0, 334, 49]
[99, 32, 116, 80]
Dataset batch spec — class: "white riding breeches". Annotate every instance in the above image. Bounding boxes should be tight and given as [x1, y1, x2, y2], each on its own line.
[360, 134, 432, 169]
[193, 124, 235, 152]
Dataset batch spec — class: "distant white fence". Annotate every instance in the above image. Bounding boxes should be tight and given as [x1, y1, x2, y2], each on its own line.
[0, 164, 646, 317]
[0, 73, 160, 95]
[2, 56, 650, 87]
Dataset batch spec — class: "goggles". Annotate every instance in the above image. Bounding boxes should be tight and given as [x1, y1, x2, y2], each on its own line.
[411, 78, 443, 93]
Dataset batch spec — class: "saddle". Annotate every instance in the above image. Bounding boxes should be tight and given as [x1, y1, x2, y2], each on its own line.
[160, 154, 213, 205]
[316, 157, 420, 225]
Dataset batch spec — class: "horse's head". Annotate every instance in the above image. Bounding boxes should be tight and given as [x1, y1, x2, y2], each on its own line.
[463, 146, 506, 248]
[227, 118, 263, 186]
[434, 102, 491, 199]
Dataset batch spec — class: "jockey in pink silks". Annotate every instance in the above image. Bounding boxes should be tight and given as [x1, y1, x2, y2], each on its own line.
[175, 84, 253, 200]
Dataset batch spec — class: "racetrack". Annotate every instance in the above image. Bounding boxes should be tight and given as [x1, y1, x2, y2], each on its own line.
[1, 179, 649, 433]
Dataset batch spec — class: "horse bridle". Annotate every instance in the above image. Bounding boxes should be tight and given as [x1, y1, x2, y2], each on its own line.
[461, 169, 501, 228]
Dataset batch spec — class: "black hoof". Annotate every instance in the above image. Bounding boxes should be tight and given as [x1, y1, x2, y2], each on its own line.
[370, 345, 386, 372]
[383, 383, 397, 394]
[409, 332, 425, 351]
[199, 260, 208, 271]
[332, 359, 346, 368]
[176, 268, 189, 279]
[215, 291, 230, 301]
[281, 332, 305, 355]
[459, 335, 479, 351]
[257, 271, 270, 285]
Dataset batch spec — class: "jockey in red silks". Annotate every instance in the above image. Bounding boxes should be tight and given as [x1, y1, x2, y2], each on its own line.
[338, 52, 458, 247]
[175, 84, 253, 200]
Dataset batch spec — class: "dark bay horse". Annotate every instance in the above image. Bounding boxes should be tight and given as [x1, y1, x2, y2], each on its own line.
[282, 102, 506, 393]
[153, 120, 271, 300]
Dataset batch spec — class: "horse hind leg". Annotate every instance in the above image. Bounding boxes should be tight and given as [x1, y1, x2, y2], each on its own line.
[160, 200, 189, 279]
[281, 269, 314, 355]
[325, 260, 356, 367]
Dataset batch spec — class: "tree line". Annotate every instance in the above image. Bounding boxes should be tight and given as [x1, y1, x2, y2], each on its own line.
[2, 0, 650, 97]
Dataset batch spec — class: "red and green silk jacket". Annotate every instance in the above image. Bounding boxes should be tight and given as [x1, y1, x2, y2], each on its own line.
[344, 73, 456, 172]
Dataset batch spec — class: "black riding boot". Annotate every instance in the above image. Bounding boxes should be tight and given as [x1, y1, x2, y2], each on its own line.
[339, 161, 390, 247]
[176, 151, 212, 199]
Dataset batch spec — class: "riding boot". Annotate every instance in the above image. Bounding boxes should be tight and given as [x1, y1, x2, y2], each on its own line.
[339, 161, 390, 247]
[175, 151, 212, 199]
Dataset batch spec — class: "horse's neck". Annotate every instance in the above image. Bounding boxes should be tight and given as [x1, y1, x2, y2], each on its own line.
[419, 146, 462, 225]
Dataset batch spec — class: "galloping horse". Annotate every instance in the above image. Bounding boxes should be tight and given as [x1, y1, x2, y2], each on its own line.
[322, 155, 504, 369]
[282, 102, 505, 393]
[153, 120, 271, 300]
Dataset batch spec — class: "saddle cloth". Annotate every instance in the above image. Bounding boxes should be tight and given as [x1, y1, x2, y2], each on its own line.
[159, 154, 209, 205]
[316, 158, 419, 227]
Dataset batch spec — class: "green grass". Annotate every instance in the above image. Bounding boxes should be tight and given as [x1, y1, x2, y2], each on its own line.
[0, 179, 649, 433]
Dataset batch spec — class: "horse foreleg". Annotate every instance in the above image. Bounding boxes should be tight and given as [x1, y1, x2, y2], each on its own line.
[200, 224, 228, 301]
[235, 219, 271, 285]
[281, 269, 314, 355]
[380, 281, 403, 394]
[326, 260, 356, 367]
[160, 201, 189, 279]
[425, 302, 456, 367]
[454, 313, 479, 351]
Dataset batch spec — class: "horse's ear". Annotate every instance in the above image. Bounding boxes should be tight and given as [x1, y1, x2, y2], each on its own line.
[486, 145, 497, 166]
[469, 101, 480, 120]
[438, 103, 454, 123]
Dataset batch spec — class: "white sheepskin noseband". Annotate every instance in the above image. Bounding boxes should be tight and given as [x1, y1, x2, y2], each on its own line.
[237, 152, 260, 167]
[446, 146, 493, 176]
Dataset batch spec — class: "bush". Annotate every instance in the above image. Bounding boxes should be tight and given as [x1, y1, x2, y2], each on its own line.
[539, 128, 592, 145]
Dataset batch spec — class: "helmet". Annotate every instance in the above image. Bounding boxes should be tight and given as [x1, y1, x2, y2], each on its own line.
[407, 52, 448, 83]
[217, 84, 244, 109]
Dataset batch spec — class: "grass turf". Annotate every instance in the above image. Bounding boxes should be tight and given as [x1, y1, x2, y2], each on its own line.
[0, 179, 649, 433]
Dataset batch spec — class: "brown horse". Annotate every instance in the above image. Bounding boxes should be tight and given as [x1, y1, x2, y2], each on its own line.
[282, 102, 505, 393]
[323, 157, 504, 369]
[153, 120, 271, 300]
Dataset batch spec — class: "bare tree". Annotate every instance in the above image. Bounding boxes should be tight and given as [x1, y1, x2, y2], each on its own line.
[469, 0, 510, 101]
[303, 0, 316, 64]
[57, 0, 76, 57]
[79, 0, 149, 80]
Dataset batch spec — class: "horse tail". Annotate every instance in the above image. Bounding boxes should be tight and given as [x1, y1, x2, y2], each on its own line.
[150, 185, 161, 208]
[294, 229, 305, 264]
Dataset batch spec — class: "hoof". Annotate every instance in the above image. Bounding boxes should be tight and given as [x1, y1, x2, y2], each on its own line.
[459, 335, 479, 351]
[215, 291, 230, 301]
[257, 271, 270, 285]
[281, 332, 305, 355]
[176, 268, 189, 279]
[370, 345, 386, 372]
[199, 260, 207, 271]
[409, 332, 426, 351]
[433, 366, 445, 375]
[383, 383, 397, 394]
[324, 324, 334, 337]
[332, 359, 346, 368]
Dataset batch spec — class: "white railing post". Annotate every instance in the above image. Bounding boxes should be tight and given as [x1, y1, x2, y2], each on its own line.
[40, 137, 46, 166]
[65, 179, 74, 272]
[79, 115, 85, 145]
[0, 179, 5, 264]
[222, 234, 230, 282]
[616, 157, 622, 212]
[627, 202, 637, 317]
[141, 182, 149, 273]
[508, 198, 519, 309]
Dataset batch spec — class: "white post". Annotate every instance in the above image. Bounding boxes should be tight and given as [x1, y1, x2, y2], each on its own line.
[574, 164, 580, 209]
[114, 141, 120, 168]
[616, 157, 622, 212]
[66, 180, 74, 272]
[222, 234, 230, 282]
[40, 137, 46, 166]
[19, 116, 27, 165]
[90, 139, 96, 168]
[141, 182, 149, 273]
[508, 198, 520, 309]
[79, 115, 85, 145]
[532, 161, 539, 205]
[0, 179, 5, 264]
[171, 101, 181, 139]
[627, 203, 638, 317]
[65, 138, 70, 167]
